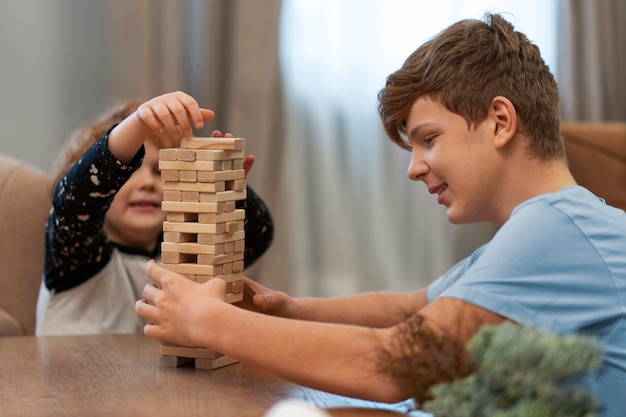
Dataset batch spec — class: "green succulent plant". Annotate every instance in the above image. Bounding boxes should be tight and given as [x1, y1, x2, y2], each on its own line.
[423, 323, 603, 417]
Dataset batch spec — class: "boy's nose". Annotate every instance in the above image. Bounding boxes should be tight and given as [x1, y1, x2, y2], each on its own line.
[407, 152, 428, 182]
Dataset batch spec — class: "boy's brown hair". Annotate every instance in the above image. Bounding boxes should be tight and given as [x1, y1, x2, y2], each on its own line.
[51, 101, 180, 188]
[378, 13, 566, 162]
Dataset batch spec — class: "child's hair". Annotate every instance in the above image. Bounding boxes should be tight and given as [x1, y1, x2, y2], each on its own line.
[51, 100, 180, 188]
[378, 13, 565, 162]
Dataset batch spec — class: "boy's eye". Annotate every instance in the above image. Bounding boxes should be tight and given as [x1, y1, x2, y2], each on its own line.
[424, 135, 436, 144]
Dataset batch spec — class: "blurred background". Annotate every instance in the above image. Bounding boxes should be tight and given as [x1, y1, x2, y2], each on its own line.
[1, 0, 624, 296]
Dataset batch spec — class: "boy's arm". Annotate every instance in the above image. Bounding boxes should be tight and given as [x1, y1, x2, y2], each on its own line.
[136, 262, 503, 403]
[239, 277, 428, 327]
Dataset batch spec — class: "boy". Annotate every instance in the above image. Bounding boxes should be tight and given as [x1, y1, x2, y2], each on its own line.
[135, 15, 625, 416]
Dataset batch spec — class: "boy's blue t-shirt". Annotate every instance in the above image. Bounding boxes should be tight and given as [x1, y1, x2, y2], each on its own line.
[428, 186, 626, 417]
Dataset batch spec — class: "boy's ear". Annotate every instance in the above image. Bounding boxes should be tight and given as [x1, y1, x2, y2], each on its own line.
[490, 96, 517, 150]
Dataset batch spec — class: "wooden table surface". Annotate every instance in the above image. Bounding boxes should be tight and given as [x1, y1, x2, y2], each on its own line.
[0, 334, 417, 417]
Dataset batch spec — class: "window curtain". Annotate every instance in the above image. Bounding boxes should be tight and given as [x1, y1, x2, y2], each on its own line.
[105, 0, 290, 291]
[558, 0, 626, 121]
[277, 0, 552, 296]
[105, 0, 558, 297]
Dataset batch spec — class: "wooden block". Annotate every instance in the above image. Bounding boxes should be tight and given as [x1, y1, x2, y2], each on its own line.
[163, 221, 224, 234]
[225, 292, 243, 304]
[163, 181, 226, 193]
[160, 344, 223, 360]
[159, 160, 223, 171]
[199, 189, 247, 203]
[195, 149, 245, 161]
[161, 252, 196, 264]
[232, 159, 244, 170]
[224, 241, 234, 253]
[166, 212, 198, 222]
[176, 148, 196, 161]
[163, 231, 196, 243]
[162, 242, 224, 255]
[224, 220, 244, 233]
[197, 169, 245, 183]
[181, 137, 246, 151]
[159, 148, 178, 161]
[195, 272, 243, 284]
[160, 263, 217, 275]
[234, 239, 244, 252]
[161, 170, 179, 182]
[195, 355, 239, 370]
[161, 201, 221, 214]
[229, 280, 243, 293]
[160, 355, 194, 367]
[225, 179, 246, 191]
[197, 230, 245, 245]
[196, 251, 243, 266]
[224, 201, 236, 212]
[198, 209, 245, 224]
[233, 260, 244, 272]
[182, 191, 200, 202]
[179, 170, 197, 182]
[163, 190, 182, 202]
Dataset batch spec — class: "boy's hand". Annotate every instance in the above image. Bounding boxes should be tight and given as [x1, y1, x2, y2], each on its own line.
[235, 277, 294, 318]
[135, 91, 215, 139]
[136, 260, 225, 347]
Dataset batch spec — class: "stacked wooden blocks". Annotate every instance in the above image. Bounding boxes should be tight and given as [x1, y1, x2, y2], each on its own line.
[158, 136, 247, 369]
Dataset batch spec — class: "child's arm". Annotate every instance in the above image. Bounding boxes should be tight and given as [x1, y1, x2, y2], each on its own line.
[107, 91, 215, 164]
[44, 91, 214, 293]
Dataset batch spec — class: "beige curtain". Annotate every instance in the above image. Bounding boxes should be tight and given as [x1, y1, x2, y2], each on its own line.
[106, 0, 289, 291]
[558, 0, 626, 121]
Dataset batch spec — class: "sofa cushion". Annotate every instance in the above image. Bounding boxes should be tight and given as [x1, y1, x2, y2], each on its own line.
[561, 122, 626, 211]
[0, 153, 52, 336]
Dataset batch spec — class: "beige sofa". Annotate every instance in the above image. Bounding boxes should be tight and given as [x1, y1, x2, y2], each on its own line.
[561, 122, 626, 211]
[0, 153, 51, 336]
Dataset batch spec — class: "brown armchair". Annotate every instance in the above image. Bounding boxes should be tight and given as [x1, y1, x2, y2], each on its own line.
[561, 121, 626, 211]
[0, 153, 51, 336]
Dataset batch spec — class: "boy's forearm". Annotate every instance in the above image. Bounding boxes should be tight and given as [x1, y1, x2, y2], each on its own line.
[203, 302, 406, 403]
[291, 290, 427, 327]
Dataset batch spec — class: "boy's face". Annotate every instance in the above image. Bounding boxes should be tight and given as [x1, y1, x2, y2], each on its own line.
[104, 141, 164, 251]
[405, 97, 504, 224]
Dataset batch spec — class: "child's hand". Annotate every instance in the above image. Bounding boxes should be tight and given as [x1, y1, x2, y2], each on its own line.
[135, 91, 215, 139]
[211, 129, 255, 176]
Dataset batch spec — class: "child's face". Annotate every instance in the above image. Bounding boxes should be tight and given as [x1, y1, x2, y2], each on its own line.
[405, 97, 503, 224]
[104, 141, 164, 251]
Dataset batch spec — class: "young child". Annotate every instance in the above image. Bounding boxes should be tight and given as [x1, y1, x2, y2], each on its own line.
[37, 91, 273, 335]
[135, 16, 625, 417]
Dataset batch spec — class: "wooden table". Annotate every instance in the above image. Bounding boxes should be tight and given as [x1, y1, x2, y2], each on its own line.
[0, 334, 417, 417]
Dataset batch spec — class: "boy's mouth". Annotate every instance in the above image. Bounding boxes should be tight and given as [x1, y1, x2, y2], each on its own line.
[428, 183, 448, 204]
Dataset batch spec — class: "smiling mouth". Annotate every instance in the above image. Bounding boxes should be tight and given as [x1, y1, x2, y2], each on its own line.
[429, 184, 448, 196]
[428, 184, 448, 204]
[129, 200, 160, 210]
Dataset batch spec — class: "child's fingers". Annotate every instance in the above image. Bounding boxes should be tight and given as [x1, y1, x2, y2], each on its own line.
[138, 92, 215, 138]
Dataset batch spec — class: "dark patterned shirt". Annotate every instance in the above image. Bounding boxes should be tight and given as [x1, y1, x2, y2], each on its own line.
[44, 127, 274, 293]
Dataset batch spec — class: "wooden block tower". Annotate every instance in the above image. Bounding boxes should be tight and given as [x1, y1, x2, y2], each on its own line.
[157, 136, 247, 369]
